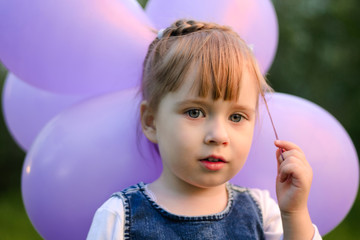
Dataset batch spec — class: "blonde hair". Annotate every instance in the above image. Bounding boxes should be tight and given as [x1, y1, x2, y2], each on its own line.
[141, 19, 271, 112]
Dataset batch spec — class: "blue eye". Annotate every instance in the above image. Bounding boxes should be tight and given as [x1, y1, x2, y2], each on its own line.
[186, 109, 204, 118]
[229, 113, 243, 122]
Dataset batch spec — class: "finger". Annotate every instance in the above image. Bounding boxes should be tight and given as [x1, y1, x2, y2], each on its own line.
[274, 140, 303, 153]
[276, 148, 297, 165]
[276, 148, 292, 175]
[276, 148, 284, 165]
[281, 149, 304, 161]
[276, 148, 282, 172]
[279, 148, 309, 168]
[278, 162, 299, 183]
[276, 147, 285, 162]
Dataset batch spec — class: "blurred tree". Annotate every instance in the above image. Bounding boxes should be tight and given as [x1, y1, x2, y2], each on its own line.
[270, 0, 360, 152]
[0, 64, 25, 193]
[270, 1, 360, 237]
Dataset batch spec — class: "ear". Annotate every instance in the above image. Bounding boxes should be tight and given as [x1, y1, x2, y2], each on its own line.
[140, 101, 158, 143]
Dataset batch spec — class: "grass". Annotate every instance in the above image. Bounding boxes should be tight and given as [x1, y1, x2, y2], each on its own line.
[0, 189, 42, 239]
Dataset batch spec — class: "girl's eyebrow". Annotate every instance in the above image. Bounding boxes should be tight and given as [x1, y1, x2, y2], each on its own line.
[175, 99, 209, 108]
[175, 99, 256, 113]
[231, 103, 256, 113]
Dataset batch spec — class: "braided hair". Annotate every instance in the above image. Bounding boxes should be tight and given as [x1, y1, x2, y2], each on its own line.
[141, 19, 271, 113]
[160, 20, 232, 37]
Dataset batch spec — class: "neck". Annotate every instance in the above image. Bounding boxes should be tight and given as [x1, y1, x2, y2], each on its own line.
[148, 173, 228, 216]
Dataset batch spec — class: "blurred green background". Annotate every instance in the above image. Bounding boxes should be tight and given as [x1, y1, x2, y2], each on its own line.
[0, 0, 359, 239]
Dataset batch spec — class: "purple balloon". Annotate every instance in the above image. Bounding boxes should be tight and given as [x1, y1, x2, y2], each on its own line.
[22, 88, 162, 240]
[0, 0, 154, 95]
[232, 93, 359, 235]
[2, 73, 88, 151]
[146, 0, 278, 73]
[22, 90, 358, 238]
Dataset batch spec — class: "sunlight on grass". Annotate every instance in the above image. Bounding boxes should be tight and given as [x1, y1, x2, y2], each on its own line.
[0, 190, 42, 240]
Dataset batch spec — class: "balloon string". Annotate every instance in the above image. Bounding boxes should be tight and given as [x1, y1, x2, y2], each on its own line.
[261, 94, 285, 162]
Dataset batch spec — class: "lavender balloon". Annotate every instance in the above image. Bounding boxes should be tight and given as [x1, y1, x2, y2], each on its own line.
[146, 0, 278, 73]
[22, 88, 162, 240]
[232, 93, 359, 235]
[0, 0, 154, 95]
[22, 90, 358, 238]
[2, 73, 88, 151]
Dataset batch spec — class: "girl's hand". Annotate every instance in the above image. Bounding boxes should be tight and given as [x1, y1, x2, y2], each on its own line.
[274, 140, 313, 214]
[275, 140, 316, 239]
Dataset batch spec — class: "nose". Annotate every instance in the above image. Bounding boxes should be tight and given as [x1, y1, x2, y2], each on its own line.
[204, 118, 229, 146]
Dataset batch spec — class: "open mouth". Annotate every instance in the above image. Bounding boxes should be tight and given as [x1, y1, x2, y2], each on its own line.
[200, 156, 227, 163]
[202, 157, 225, 162]
[200, 156, 227, 171]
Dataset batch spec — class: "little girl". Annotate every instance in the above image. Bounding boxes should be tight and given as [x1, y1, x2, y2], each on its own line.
[87, 19, 322, 239]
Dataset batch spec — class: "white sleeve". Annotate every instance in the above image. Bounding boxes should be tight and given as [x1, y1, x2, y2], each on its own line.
[86, 197, 125, 240]
[249, 188, 283, 240]
[248, 188, 322, 240]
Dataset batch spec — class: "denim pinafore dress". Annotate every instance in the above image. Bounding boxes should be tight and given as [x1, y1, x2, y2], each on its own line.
[112, 182, 265, 240]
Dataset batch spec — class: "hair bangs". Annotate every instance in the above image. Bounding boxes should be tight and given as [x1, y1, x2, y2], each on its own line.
[142, 22, 270, 112]
[187, 30, 256, 101]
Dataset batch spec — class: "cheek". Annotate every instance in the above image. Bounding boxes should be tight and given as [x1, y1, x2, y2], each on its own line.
[231, 133, 253, 173]
[232, 125, 255, 156]
[157, 119, 202, 153]
[173, 121, 203, 151]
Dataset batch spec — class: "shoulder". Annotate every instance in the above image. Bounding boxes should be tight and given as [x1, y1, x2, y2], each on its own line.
[87, 183, 147, 239]
[90, 196, 125, 227]
[246, 188, 281, 225]
[246, 188, 277, 210]
[98, 194, 125, 214]
[229, 184, 277, 210]
[120, 182, 144, 194]
[87, 195, 126, 240]
[94, 182, 145, 219]
[230, 184, 283, 237]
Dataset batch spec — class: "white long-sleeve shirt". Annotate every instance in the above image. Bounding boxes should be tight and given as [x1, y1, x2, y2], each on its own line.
[87, 186, 322, 240]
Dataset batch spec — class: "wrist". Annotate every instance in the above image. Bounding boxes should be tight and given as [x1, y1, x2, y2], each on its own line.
[280, 206, 309, 219]
[281, 208, 314, 240]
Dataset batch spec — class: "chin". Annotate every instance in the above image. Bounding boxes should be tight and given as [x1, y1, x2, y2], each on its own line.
[187, 177, 231, 189]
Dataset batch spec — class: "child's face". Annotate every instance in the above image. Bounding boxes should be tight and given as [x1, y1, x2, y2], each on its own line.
[144, 68, 258, 189]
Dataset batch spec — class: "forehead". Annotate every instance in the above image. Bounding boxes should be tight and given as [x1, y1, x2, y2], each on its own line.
[178, 65, 259, 106]
[184, 62, 259, 98]
[171, 34, 261, 102]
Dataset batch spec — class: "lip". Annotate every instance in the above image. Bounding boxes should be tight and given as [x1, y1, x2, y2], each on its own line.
[200, 155, 228, 163]
[199, 155, 228, 171]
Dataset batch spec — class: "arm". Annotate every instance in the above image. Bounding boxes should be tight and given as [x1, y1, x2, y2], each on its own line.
[250, 188, 322, 240]
[274, 140, 315, 240]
